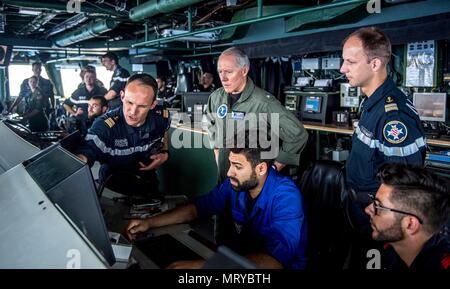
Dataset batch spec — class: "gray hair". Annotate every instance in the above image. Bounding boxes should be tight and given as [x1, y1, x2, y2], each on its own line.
[221, 47, 250, 69]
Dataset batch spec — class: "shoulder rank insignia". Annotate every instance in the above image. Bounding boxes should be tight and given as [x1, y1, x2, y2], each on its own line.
[385, 96, 398, 112]
[104, 117, 116, 128]
[163, 109, 169, 118]
[383, 120, 408, 144]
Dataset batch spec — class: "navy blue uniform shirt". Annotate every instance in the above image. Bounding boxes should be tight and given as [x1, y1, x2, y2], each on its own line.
[346, 77, 426, 193]
[193, 167, 308, 269]
[64, 84, 107, 119]
[107, 65, 130, 110]
[382, 233, 450, 271]
[77, 106, 169, 172]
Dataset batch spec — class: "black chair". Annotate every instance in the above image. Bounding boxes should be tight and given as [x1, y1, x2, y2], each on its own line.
[299, 160, 354, 270]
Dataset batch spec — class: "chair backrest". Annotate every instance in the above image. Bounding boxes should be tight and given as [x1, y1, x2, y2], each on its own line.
[299, 160, 353, 270]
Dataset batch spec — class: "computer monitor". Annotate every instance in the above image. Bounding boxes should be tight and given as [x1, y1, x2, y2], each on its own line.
[23, 145, 116, 266]
[304, 96, 322, 113]
[0, 120, 40, 174]
[413, 92, 447, 122]
[181, 92, 211, 116]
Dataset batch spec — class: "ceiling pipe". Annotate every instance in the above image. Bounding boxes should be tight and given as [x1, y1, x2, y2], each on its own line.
[53, 19, 118, 47]
[129, 0, 204, 22]
[132, 0, 367, 47]
[16, 12, 56, 35]
[46, 13, 89, 37]
[2, 0, 124, 17]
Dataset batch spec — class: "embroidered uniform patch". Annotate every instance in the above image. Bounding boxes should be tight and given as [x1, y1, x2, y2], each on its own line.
[383, 120, 408, 144]
[217, 104, 228, 119]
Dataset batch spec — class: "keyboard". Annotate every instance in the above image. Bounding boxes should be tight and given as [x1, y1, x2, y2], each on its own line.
[134, 233, 203, 268]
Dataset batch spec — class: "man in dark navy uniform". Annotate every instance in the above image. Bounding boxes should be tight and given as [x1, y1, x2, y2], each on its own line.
[63, 67, 107, 136]
[340, 28, 427, 267]
[101, 52, 130, 110]
[365, 163, 450, 271]
[77, 73, 170, 199]
[341, 27, 426, 195]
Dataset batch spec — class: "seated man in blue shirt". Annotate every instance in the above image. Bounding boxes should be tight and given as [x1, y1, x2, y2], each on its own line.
[127, 129, 308, 269]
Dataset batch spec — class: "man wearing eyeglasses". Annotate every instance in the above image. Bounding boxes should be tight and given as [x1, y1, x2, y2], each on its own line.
[365, 163, 450, 271]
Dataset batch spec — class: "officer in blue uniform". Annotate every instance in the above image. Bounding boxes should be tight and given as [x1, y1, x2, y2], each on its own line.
[340, 27, 426, 262]
[77, 73, 169, 199]
[341, 27, 426, 195]
[63, 68, 107, 136]
[101, 52, 130, 110]
[126, 129, 308, 269]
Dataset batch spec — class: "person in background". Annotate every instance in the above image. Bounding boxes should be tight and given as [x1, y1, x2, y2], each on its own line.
[22, 76, 48, 132]
[10, 62, 54, 117]
[101, 52, 130, 110]
[64, 67, 107, 136]
[198, 72, 215, 93]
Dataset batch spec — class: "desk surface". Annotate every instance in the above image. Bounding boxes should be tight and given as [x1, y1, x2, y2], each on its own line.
[100, 194, 214, 269]
[304, 123, 450, 148]
[169, 119, 450, 148]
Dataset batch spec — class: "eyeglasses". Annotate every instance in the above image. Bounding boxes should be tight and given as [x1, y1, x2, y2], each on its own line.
[368, 194, 423, 224]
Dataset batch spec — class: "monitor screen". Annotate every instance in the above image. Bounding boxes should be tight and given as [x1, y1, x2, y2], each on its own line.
[182, 92, 211, 114]
[304, 96, 322, 113]
[24, 145, 116, 266]
[0, 121, 40, 174]
[413, 92, 447, 122]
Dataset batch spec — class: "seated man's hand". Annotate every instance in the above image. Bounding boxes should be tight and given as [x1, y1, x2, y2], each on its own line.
[126, 219, 151, 241]
[139, 152, 168, 171]
[166, 260, 205, 269]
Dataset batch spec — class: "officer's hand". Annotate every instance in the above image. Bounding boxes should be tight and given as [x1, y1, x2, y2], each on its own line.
[75, 107, 84, 116]
[273, 161, 286, 172]
[166, 260, 205, 269]
[126, 219, 151, 241]
[139, 152, 168, 171]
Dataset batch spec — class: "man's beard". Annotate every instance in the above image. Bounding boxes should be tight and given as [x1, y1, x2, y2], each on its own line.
[373, 216, 404, 242]
[230, 171, 259, 192]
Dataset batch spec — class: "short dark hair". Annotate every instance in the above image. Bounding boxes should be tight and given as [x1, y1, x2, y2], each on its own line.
[343, 26, 391, 65]
[32, 62, 42, 68]
[126, 73, 158, 100]
[90, 95, 107, 107]
[101, 52, 119, 64]
[227, 129, 274, 168]
[377, 163, 450, 234]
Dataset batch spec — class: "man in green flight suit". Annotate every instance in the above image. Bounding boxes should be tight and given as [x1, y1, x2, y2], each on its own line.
[206, 46, 308, 182]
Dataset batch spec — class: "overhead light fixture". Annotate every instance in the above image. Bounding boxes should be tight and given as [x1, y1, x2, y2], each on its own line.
[160, 29, 220, 43]
[18, 8, 42, 16]
[46, 55, 101, 64]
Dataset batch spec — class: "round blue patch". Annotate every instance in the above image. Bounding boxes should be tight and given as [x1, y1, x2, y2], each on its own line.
[216, 104, 228, 119]
[383, 120, 408, 144]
